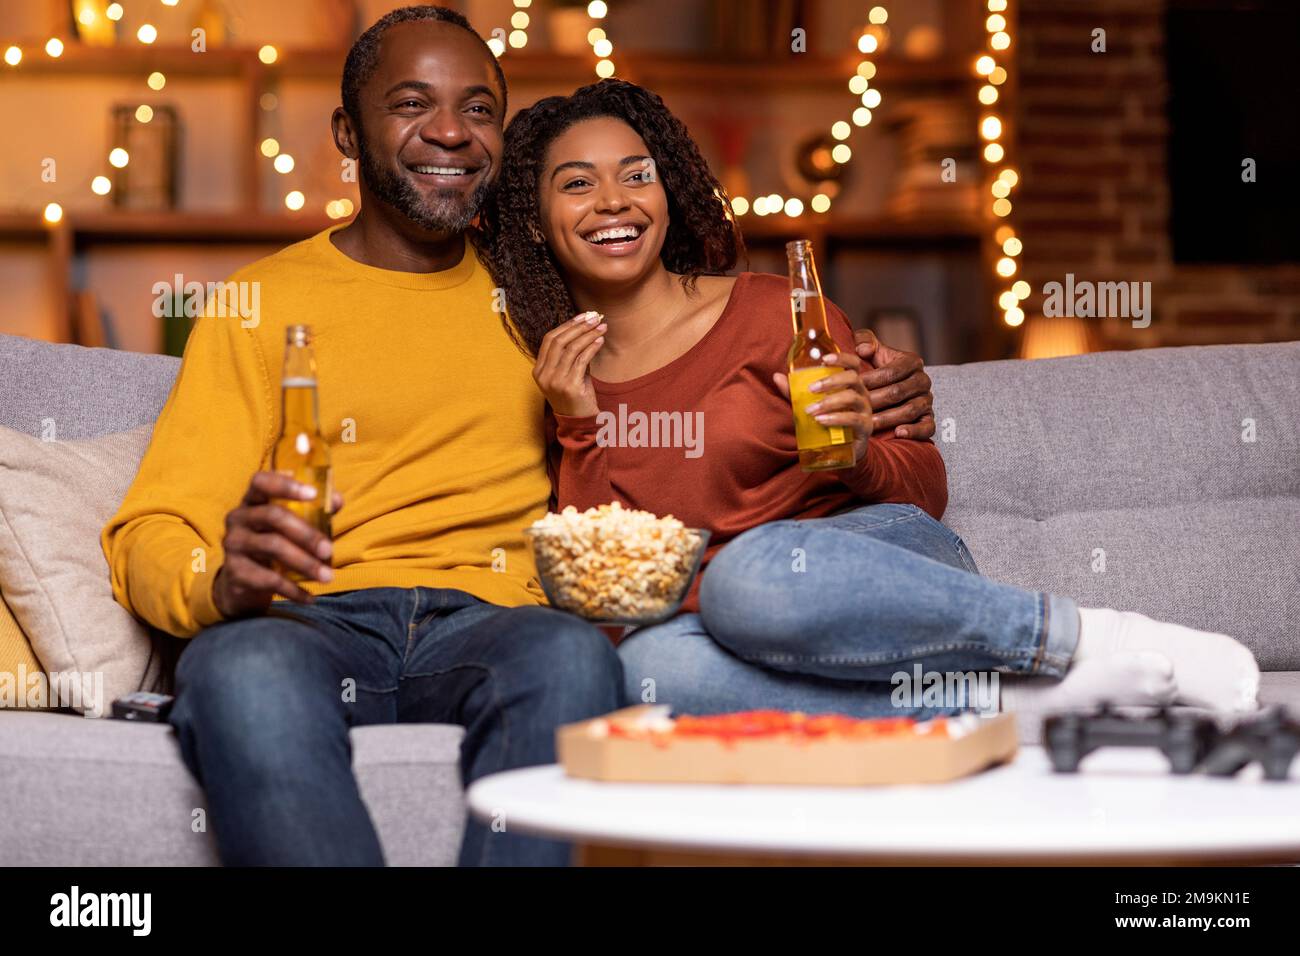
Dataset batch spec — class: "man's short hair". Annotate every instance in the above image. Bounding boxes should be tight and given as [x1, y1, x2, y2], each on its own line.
[341, 5, 508, 128]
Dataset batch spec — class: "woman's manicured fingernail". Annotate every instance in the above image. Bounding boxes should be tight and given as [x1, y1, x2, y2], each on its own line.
[814, 415, 834, 423]
[596, 323, 608, 331]
[805, 403, 821, 414]
[298, 484, 316, 499]
[318, 566, 333, 582]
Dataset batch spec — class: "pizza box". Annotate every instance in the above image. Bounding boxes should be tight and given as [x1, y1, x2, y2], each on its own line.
[557, 705, 1018, 786]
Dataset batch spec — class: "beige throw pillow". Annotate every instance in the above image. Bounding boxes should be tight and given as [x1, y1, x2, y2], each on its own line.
[0, 424, 162, 717]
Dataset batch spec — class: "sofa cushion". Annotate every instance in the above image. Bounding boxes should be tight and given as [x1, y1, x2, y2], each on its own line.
[0, 333, 179, 440]
[0, 594, 48, 710]
[0, 425, 163, 715]
[930, 342, 1300, 670]
[0, 711, 467, 865]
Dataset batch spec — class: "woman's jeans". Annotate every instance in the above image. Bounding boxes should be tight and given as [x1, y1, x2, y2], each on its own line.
[618, 503, 1080, 719]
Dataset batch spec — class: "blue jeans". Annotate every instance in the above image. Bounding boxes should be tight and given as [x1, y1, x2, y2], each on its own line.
[618, 503, 1079, 717]
[169, 587, 623, 866]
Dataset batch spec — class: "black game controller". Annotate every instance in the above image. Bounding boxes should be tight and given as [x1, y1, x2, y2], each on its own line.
[1043, 704, 1300, 780]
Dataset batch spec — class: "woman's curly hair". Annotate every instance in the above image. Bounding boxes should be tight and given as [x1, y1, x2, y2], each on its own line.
[478, 79, 744, 356]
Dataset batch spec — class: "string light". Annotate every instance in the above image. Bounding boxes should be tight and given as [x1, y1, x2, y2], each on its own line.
[108, 147, 129, 168]
[106, 4, 123, 21]
[43, 202, 63, 224]
[45, 38, 64, 58]
[147, 71, 166, 91]
[731, 5, 889, 219]
[284, 190, 305, 211]
[137, 24, 157, 44]
[135, 104, 153, 123]
[258, 45, 278, 65]
[586, 2, 616, 78]
[91, 175, 111, 195]
[974, 0, 1025, 328]
[273, 153, 295, 174]
[3, 46, 21, 66]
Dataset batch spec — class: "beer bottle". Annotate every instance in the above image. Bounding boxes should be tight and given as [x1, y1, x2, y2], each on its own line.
[786, 239, 855, 471]
[272, 324, 332, 581]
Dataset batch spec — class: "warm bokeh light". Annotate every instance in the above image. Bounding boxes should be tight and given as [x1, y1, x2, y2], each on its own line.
[258, 45, 278, 65]
[975, 55, 995, 75]
[869, 6, 888, 24]
[3, 46, 21, 67]
[284, 190, 305, 211]
[91, 175, 112, 195]
[1003, 237, 1023, 256]
[137, 24, 158, 44]
[260, 138, 280, 157]
[811, 193, 831, 213]
[992, 197, 1012, 217]
[857, 61, 876, 79]
[987, 15, 1007, 33]
[511, 11, 530, 29]
[831, 144, 852, 164]
[998, 290, 1019, 310]
[995, 225, 1015, 245]
[45, 38, 64, 58]
[587, 1, 608, 18]
[831, 121, 851, 140]
[108, 147, 129, 168]
[996, 256, 1017, 277]
[595, 58, 615, 78]
[862, 89, 882, 109]
[1012, 280, 1031, 299]
[981, 116, 1003, 140]
[273, 153, 295, 174]
[998, 168, 1020, 187]
[852, 107, 872, 126]
[587, 27, 606, 44]
[593, 38, 613, 57]
[989, 0, 1008, 10]
[487, 37, 505, 57]
[849, 75, 868, 95]
[43, 202, 63, 224]
[508, 30, 527, 48]
[990, 66, 1008, 85]
[730, 196, 749, 216]
[135, 104, 154, 123]
[991, 180, 1011, 198]
[857, 34, 879, 54]
[991, 31, 1011, 50]
[983, 143, 1005, 162]
[147, 71, 166, 91]
[1004, 307, 1025, 327]
[979, 85, 998, 105]
[784, 197, 804, 217]
[752, 196, 769, 216]
[106, 3, 123, 21]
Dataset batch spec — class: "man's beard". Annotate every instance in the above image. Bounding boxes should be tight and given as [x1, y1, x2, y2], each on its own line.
[357, 135, 490, 234]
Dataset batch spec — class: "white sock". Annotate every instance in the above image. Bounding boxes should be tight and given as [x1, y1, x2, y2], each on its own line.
[999, 650, 1176, 714]
[1075, 607, 1260, 713]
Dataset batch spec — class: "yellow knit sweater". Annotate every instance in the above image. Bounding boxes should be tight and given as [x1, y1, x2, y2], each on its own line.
[102, 226, 549, 638]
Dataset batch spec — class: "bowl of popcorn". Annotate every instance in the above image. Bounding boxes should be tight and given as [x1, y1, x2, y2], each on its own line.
[525, 503, 710, 626]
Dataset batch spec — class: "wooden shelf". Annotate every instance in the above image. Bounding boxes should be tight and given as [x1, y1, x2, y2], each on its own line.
[0, 211, 334, 245]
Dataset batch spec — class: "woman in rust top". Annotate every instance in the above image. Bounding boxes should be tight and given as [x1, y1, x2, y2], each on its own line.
[479, 80, 1259, 719]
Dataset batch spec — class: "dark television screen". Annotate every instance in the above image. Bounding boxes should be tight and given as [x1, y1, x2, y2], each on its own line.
[1166, 1, 1300, 263]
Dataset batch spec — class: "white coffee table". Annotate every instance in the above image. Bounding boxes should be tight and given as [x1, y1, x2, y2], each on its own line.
[467, 745, 1300, 865]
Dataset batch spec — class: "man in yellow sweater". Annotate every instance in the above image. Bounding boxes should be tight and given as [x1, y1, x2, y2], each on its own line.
[101, 7, 622, 866]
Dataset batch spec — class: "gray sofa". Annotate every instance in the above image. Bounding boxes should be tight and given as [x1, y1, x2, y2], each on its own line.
[1, 333, 1297, 865]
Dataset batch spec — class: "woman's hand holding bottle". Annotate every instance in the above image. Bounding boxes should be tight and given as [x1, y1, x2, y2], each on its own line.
[533, 311, 607, 417]
[773, 349, 873, 466]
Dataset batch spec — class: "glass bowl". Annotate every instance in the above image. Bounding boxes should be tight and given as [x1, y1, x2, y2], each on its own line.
[525, 526, 711, 627]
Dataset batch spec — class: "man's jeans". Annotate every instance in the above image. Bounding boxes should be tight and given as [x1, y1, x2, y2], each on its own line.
[168, 587, 623, 866]
[619, 503, 1080, 717]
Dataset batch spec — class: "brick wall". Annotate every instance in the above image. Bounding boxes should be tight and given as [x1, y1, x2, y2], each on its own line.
[1014, 0, 1300, 351]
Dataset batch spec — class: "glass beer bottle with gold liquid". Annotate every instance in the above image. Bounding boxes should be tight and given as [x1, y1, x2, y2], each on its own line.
[272, 324, 333, 581]
[786, 239, 854, 471]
